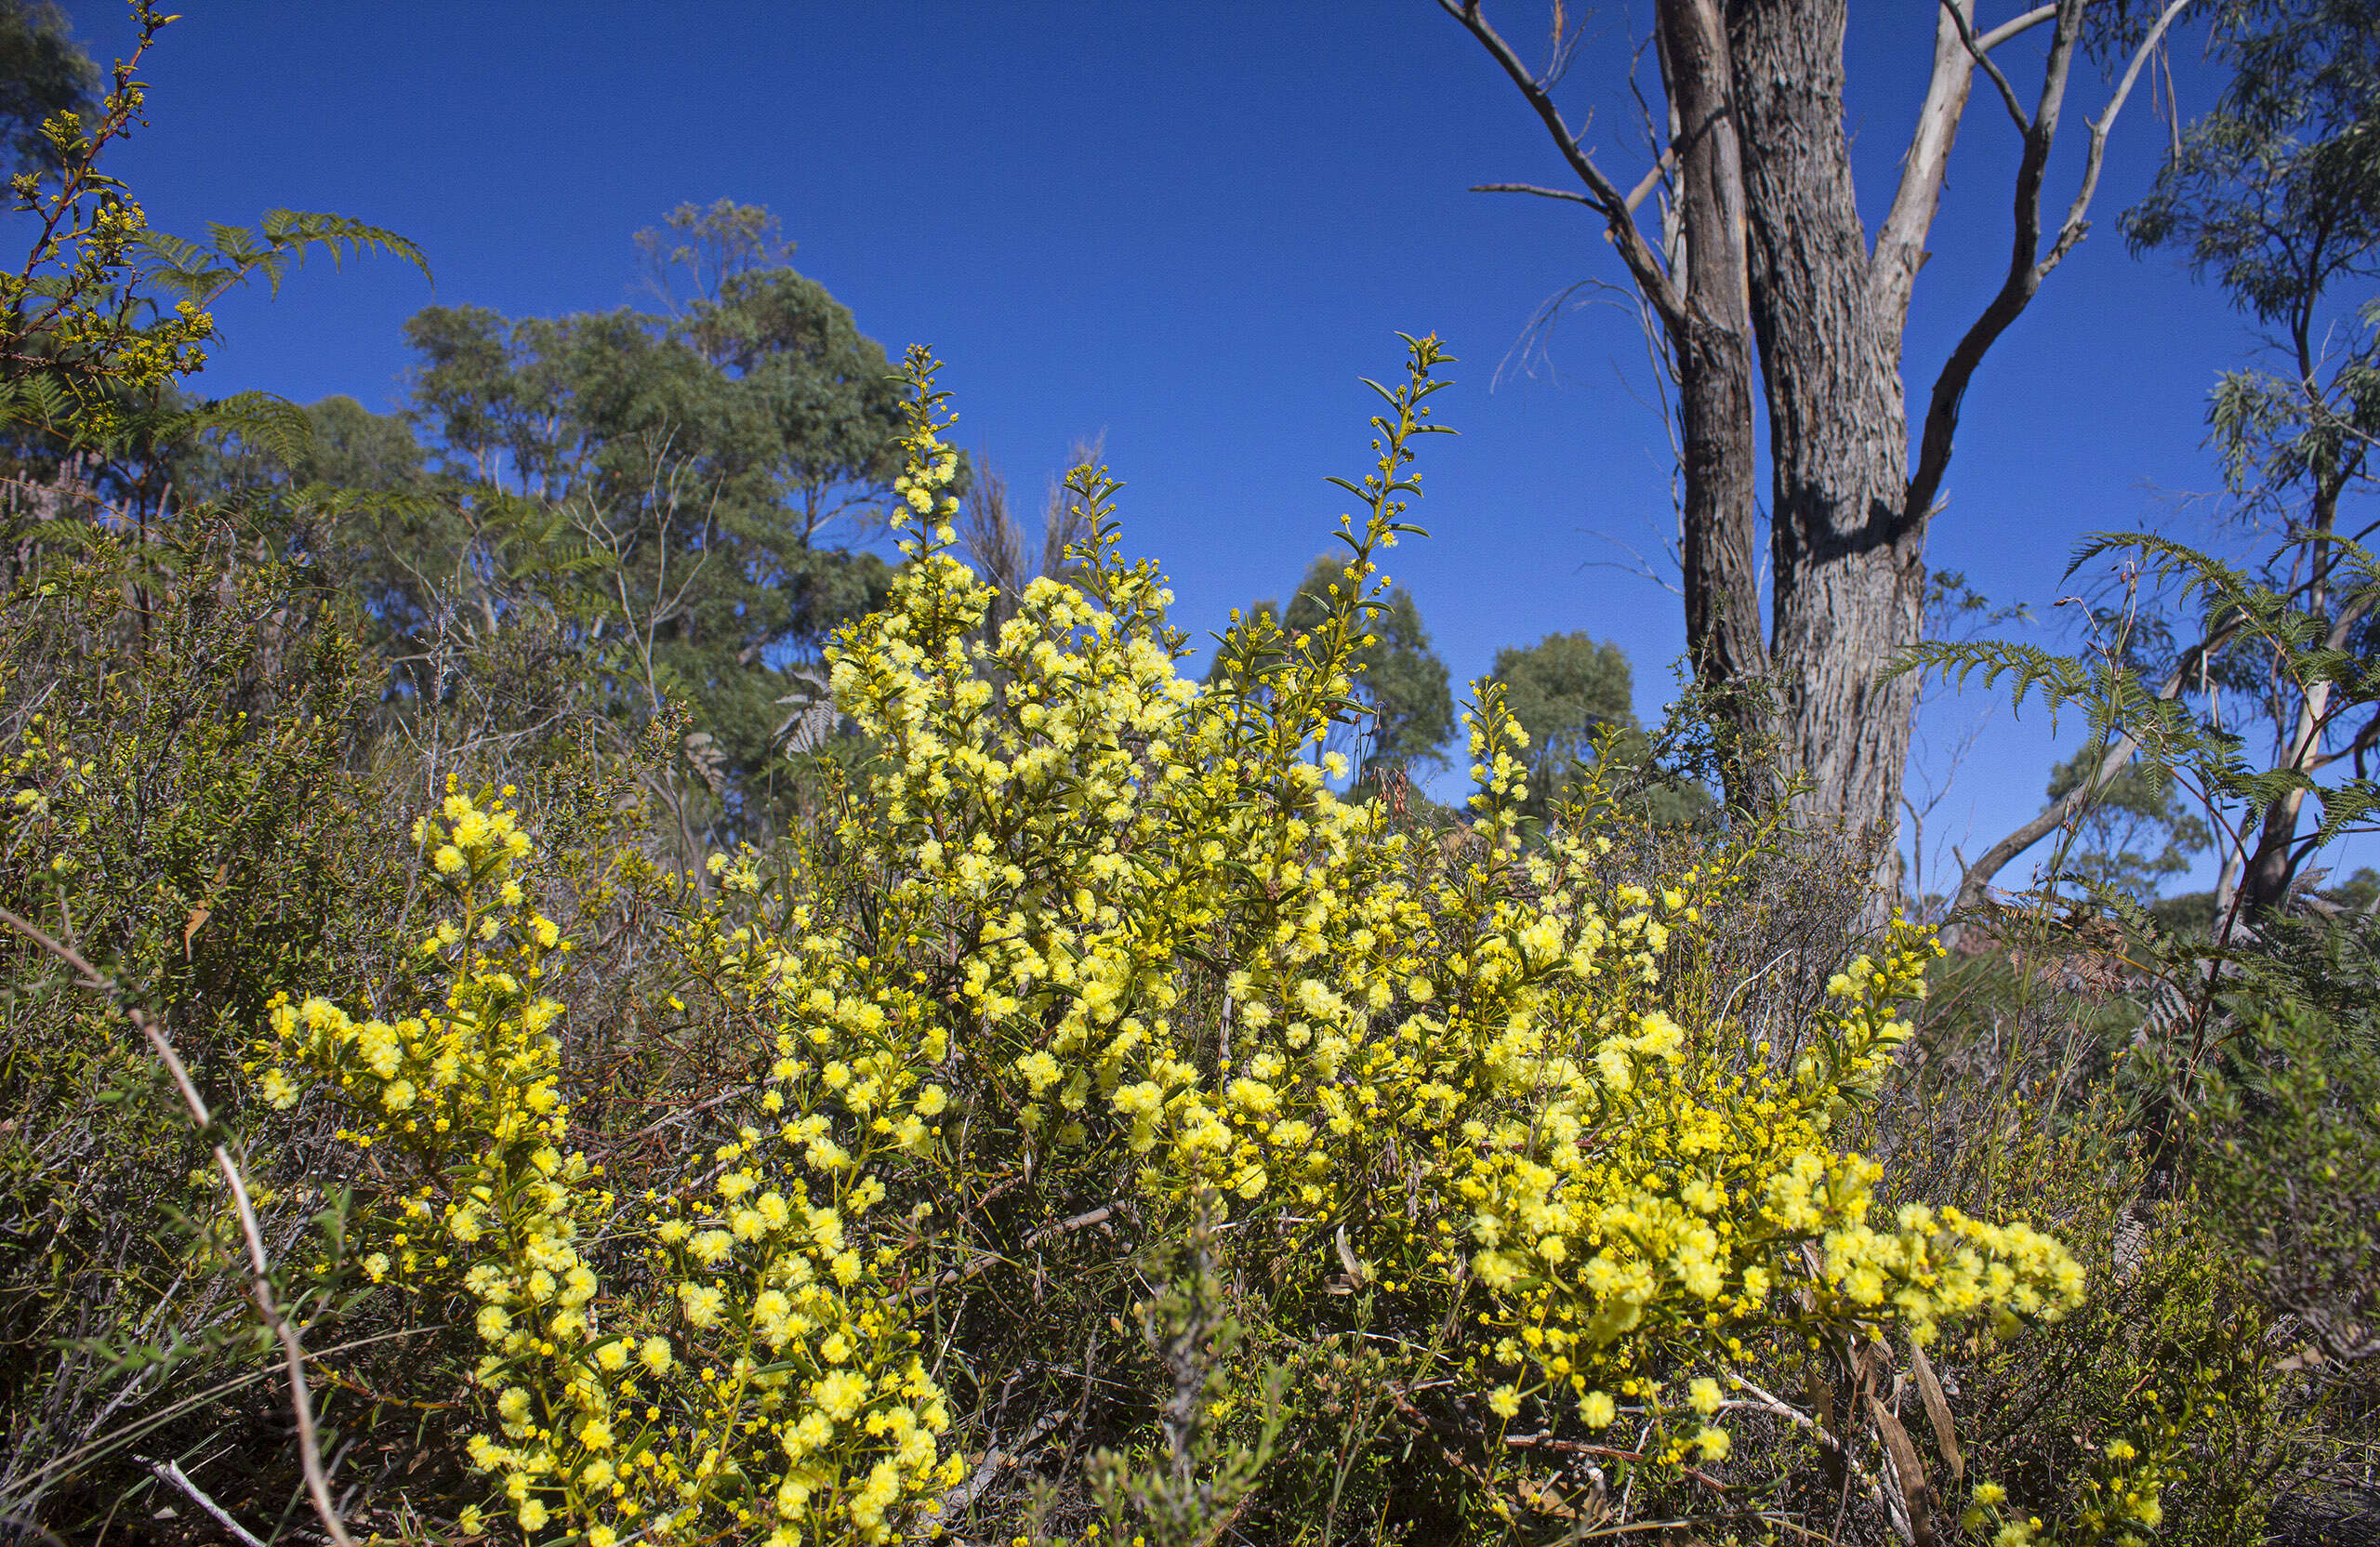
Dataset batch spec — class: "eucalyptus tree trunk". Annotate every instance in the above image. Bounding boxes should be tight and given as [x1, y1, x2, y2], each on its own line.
[2236, 461, 2358, 912]
[1730, 0, 1931, 860]
[1655, 0, 1766, 727]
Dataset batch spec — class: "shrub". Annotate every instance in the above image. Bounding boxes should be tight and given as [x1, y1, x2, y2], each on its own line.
[227, 340, 2130, 1545]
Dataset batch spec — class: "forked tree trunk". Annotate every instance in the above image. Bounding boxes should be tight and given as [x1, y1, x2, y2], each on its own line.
[1446, 0, 2176, 907]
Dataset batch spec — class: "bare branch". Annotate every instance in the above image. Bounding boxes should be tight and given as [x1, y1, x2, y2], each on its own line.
[2043, 0, 2193, 272]
[1947, 0, 2034, 135]
[1725, 1371, 1890, 1510]
[1908, 0, 2193, 528]
[1977, 4, 2059, 51]
[1623, 147, 1677, 215]
[141, 1458, 267, 1547]
[901, 1202, 1122, 1302]
[1872, 3, 1987, 331]
[1905, 0, 2090, 529]
[2304, 706, 2380, 772]
[1471, 181, 1598, 207]
[1438, 0, 1684, 329]
[1581, 528, 1686, 598]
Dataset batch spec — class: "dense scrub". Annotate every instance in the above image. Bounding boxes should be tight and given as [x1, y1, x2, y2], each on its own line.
[0, 337, 2368, 1547]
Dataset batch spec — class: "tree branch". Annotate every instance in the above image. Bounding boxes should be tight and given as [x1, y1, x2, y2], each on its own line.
[1976, 4, 2058, 51]
[900, 1202, 1121, 1302]
[1725, 1370, 1891, 1512]
[1623, 146, 1678, 215]
[1947, 0, 2034, 135]
[1944, 621, 2241, 939]
[2042, 0, 2192, 271]
[1470, 181, 1598, 207]
[2303, 706, 2380, 773]
[141, 1457, 268, 1547]
[1904, 0, 2186, 530]
[1872, 2, 1986, 331]
[1438, 0, 1685, 331]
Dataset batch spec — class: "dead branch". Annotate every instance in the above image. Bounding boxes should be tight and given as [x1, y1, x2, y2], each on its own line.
[1438, 0, 1685, 331]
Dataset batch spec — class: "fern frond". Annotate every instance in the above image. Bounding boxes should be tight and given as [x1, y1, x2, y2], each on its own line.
[138, 209, 431, 308]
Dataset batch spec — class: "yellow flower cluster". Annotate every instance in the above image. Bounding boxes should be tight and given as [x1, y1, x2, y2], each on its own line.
[1, 718, 99, 878]
[267, 341, 2090, 1531]
[798, 338, 2085, 1463]
[262, 784, 956, 1544]
[1963, 1409, 2175, 1547]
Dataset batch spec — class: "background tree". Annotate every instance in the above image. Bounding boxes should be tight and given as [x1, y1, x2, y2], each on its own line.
[1494, 630, 1633, 774]
[636, 196, 794, 312]
[2127, 0, 2380, 912]
[956, 434, 1101, 641]
[0, 0, 94, 177]
[1225, 553, 1455, 781]
[179, 205, 897, 842]
[1441, 0, 2191, 903]
[1488, 629, 1710, 826]
[391, 213, 902, 811]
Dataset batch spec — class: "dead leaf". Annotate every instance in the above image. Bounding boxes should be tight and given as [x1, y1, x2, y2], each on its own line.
[1869, 1394, 1937, 1547]
[183, 863, 228, 959]
[1909, 1340, 1964, 1483]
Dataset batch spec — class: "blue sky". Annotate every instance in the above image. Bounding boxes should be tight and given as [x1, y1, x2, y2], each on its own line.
[59, 1, 2358, 894]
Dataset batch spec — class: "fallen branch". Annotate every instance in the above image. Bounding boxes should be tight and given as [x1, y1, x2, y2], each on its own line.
[937, 1409, 1066, 1516]
[1726, 1369, 1889, 1514]
[139, 1456, 267, 1547]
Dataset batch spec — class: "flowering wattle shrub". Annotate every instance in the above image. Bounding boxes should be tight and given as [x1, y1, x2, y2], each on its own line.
[258, 790, 959, 1546]
[260, 337, 2113, 1542]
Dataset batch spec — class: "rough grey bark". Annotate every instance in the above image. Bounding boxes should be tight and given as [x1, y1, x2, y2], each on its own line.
[1730, 0, 1929, 858]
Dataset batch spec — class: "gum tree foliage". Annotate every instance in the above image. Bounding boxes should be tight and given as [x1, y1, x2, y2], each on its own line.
[0, 1, 96, 176]
[380, 205, 903, 791]
[1230, 552, 1456, 779]
[2122, 0, 2380, 910]
[1440, 0, 2196, 896]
